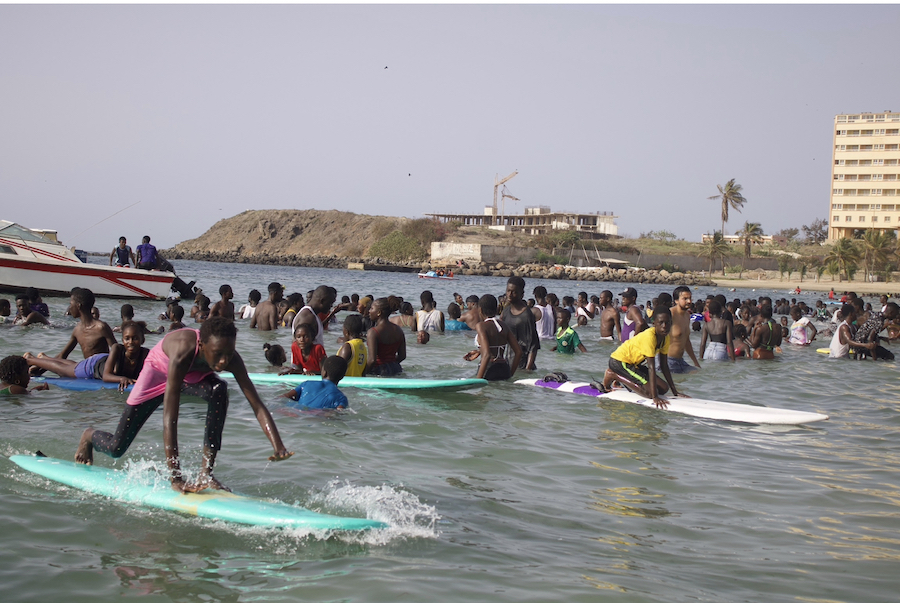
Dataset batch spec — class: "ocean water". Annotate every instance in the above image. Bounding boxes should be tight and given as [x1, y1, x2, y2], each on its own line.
[1, 260, 898, 603]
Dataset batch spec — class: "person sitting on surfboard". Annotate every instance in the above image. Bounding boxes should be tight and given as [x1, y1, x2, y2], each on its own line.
[74, 316, 293, 493]
[602, 307, 685, 409]
[0, 356, 49, 395]
[282, 356, 349, 410]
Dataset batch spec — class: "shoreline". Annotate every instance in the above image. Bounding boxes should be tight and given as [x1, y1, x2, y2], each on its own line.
[711, 275, 899, 296]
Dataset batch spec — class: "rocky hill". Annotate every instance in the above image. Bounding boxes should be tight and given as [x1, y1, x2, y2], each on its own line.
[164, 209, 414, 267]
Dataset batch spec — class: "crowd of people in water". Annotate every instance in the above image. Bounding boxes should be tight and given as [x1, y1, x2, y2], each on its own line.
[2, 278, 898, 493]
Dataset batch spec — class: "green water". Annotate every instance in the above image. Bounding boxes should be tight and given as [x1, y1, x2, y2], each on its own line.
[1, 261, 898, 602]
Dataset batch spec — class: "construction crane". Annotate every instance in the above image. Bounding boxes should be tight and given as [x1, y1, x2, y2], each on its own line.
[500, 185, 519, 226]
[492, 170, 518, 226]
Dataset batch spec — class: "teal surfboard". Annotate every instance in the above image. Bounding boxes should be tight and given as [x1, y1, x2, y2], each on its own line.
[226, 372, 488, 391]
[9, 455, 386, 531]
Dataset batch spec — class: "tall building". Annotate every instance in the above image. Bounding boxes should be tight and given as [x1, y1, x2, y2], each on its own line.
[829, 112, 900, 240]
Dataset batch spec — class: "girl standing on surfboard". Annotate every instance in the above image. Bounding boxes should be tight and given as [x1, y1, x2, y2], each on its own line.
[74, 317, 293, 493]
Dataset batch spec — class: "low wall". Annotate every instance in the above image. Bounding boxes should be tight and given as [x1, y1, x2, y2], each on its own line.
[432, 242, 779, 272]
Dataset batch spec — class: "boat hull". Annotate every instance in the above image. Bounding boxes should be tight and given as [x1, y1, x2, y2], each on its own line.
[0, 256, 175, 299]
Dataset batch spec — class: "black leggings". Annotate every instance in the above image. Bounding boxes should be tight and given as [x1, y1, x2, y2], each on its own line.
[91, 375, 229, 458]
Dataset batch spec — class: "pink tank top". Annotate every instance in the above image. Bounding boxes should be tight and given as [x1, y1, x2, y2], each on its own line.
[126, 329, 213, 406]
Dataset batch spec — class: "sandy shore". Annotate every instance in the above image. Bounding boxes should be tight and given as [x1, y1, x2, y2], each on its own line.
[710, 274, 900, 296]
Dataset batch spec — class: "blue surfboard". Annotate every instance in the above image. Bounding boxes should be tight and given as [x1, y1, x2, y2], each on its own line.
[10, 454, 387, 531]
[35, 377, 131, 392]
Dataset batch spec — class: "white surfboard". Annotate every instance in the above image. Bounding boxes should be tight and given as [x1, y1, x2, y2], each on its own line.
[515, 379, 829, 425]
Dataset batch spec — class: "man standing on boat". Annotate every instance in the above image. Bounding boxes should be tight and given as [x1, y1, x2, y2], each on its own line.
[136, 235, 158, 270]
[109, 236, 136, 267]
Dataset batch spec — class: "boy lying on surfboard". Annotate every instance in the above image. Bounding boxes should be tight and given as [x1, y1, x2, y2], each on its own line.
[601, 307, 688, 409]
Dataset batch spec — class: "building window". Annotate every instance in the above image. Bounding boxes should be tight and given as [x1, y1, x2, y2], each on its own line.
[873, 204, 882, 210]
[859, 216, 866, 222]
[846, 216, 852, 222]
[858, 204, 870, 210]
[835, 159, 845, 166]
[872, 216, 879, 222]
[874, 144, 885, 150]
[832, 203, 843, 210]
[833, 189, 843, 195]
[834, 174, 844, 181]
[885, 216, 891, 222]
[873, 189, 882, 195]
[833, 215, 840, 222]
[875, 129, 886, 135]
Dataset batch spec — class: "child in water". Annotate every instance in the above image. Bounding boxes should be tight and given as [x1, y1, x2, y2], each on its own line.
[336, 314, 367, 377]
[0, 355, 49, 394]
[281, 356, 349, 410]
[551, 309, 587, 354]
[263, 342, 287, 367]
[281, 323, 327, 375]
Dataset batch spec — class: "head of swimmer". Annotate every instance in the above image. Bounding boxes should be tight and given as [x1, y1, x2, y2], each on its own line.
[652, 307, 672, 338]
[198, 317, 238, 371]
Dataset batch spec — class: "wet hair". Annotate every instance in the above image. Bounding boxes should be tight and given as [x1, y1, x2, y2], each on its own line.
[200, 316, 237, 341]
[466, 295, 479, 305]
[322, 355, 348, 382]
[790, 306, 803, 319]
[420, 290, 435, 306]
[0, 299, 10, 312]
[851, 298, 864, 311]
[387, 295, 402, 313]
[119, 320, 146, 342]
[26, 287, 40, 302]
[885, 302, 899, 316]
[118, 236, 126, 242]
[219, 284, 232, 296]
[341, 295, 350, 304]
[286, 292, 304, 309]
[734, 324, 748, 339]
[267, 282, 283, 294]
[708, 300, 722, 316]
[171, 305, 185, 321]
[71, 287, 96, 310]
[714, 294, 728, 308]
[263, 342, 286, 366]
[673, 285, 691, 300]
[343, 314, 363, 336]
[447, 303, 461, 320]
[293, 322, 316, 339]
[478, 294, 499, 317]
[557, 308, 571, 323]
[533, 285, 547, 298]
[196, 295, 210, 309]
[0, 355, 28, 385]
[656, 292, 673, 308]
[399, 301, 414, 316]
[760, 304, 773, 319]
[120, 304, 134, 319]
[248, 289, 262, 303]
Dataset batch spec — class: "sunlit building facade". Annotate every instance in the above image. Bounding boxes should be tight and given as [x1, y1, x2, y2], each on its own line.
[828, 111, 900, 239]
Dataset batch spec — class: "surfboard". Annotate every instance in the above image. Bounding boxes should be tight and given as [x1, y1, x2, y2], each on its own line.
[9, 454, 387, 531]
[34, 377, 132, 392]
[226, 373, 488, 391]
[515, 379, 829, 425]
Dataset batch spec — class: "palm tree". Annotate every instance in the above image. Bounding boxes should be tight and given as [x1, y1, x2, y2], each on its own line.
[698, 231, 730, 275]
[708, 179, 747, 235]
[861, 229, 894, 281]
[824, 238, 860, 282]
[736, 221, 764, 259]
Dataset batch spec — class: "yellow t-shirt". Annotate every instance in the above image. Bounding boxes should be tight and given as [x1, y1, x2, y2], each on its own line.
[610, 327, 669, 366]
[342, 338, 368, 377]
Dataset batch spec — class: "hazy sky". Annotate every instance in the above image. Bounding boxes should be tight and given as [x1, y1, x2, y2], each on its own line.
[3, 4, 900, 252]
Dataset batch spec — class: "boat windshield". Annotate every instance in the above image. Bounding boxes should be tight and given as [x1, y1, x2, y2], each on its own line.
[0, 222, 57, 244]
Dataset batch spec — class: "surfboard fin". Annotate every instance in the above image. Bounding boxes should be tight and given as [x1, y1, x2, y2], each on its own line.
[35, 450, 47, 457]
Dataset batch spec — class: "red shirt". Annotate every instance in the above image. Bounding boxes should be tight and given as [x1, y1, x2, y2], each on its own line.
[291, 343, 327, 374]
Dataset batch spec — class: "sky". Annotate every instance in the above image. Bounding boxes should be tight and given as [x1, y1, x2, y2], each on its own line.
[2, 4, 900, 252]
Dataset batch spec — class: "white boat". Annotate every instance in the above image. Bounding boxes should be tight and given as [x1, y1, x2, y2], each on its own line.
[0, 221, 178, 300]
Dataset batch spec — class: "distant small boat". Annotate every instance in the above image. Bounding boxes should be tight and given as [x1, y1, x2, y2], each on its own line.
[418, 271, 456, 280]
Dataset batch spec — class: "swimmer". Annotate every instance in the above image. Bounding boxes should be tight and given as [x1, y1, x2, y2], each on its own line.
[263, 342, 287, 367]
[336, 314, 367, 377]
[281, 323, 327, 375]
[250, 282, 284, 331]
[367, 297, 406, 376]
[551, 309, 587, 354]
[209, 284, 235, 321]
[463, 294, 522, 381]
[281, 356, 349, 410]
[0, 356, 49, 394]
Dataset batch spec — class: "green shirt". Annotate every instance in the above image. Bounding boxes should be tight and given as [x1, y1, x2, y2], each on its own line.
[555, 326, 582, 354]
